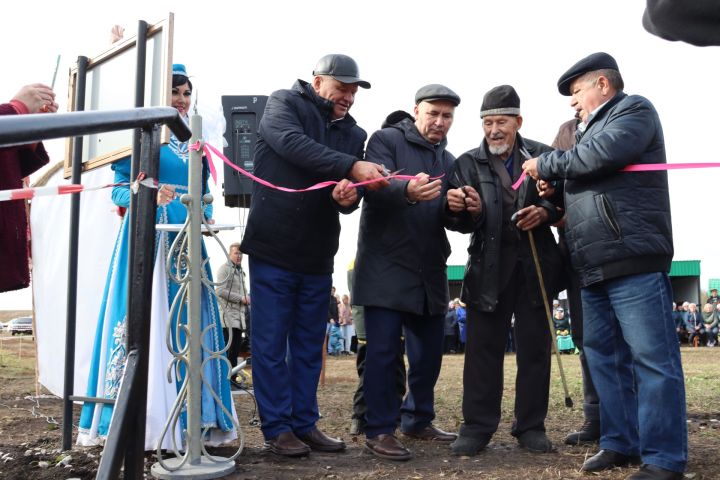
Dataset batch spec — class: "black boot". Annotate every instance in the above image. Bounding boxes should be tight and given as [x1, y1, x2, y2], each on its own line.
[564, 419, 600, 445]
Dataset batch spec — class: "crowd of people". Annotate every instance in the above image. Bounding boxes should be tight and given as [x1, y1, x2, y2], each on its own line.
[326, 288, 355, 356]
[674, 289, 720, 347]
[5, 42, 708, 480]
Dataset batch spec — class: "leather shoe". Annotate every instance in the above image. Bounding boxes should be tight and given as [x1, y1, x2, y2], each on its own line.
[264, 431, 310, 457]
[402, 424, 457, 442]
[297, 427, 346, 452]
[626, 464, 684, 480]
[582, 449, 642, 472]
[365, 434, 412, 461]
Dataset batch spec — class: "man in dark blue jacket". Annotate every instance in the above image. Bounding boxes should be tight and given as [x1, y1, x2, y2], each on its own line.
[240, 54, 387, 457]
[353, 84, 460, 460]
[523, 52, 686, 480]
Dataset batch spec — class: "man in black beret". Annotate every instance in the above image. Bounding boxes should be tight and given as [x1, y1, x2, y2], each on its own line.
[353, 84, 460, 460]
[444, 85, 564, 455]
[523, 53, 686, 479]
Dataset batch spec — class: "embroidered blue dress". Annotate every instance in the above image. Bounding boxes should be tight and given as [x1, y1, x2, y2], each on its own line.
[77, 133, 236, 450]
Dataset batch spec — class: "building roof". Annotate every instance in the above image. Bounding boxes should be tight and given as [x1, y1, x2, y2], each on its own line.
[447, 265, 464, 281]
[447, 260, 701, 282]
[669, 260, 700, 277]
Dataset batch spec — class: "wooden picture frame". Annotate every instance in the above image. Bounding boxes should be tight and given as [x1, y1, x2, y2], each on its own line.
[63, 14, 174, 178]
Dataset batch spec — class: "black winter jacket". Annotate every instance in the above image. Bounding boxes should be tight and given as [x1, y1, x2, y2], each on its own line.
[241, 80, 366, 274]
[537, 92, 673, 287]
[352, 112, 453, 316]
[446, 135, 564, 313]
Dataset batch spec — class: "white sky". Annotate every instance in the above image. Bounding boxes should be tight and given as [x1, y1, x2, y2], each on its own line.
[1, 0, 719, 309]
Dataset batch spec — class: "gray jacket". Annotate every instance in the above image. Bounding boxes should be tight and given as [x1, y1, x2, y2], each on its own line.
[215, 261, 248, 330]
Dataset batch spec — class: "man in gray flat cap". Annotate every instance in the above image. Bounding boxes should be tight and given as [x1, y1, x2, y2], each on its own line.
[523, 53, 686, 480]
[242, 53, 388, 458]
[445, 85, 564, 456]
[353, 84, 460, 460]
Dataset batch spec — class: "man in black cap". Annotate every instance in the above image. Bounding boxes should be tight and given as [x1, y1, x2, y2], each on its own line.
[444, 85, 564, 456]
[241, 53, 388, 457]
[523, 53, 686, 480]
[353, 84, 460, 460]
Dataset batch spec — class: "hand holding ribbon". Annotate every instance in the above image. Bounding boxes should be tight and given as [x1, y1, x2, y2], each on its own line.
[406, 173, 442, 203]
[349, 161, 389, 191]
[193, 141, 444, 193]
[332, 179, 358, 207]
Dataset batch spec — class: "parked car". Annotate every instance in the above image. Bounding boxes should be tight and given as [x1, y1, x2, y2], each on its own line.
[7, 317, 33, 335]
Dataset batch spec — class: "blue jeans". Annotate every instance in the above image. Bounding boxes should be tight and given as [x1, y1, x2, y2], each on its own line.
[249, 257, 331, 440]
[582, 272, 687, 473]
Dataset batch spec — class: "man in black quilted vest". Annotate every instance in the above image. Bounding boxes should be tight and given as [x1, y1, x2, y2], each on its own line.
[523, 52, 686, 480]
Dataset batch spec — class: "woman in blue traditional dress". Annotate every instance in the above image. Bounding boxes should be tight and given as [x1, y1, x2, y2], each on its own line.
[77, 64, 236, 450]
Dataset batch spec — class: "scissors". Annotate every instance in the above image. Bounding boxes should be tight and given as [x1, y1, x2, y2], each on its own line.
[381, 165, 405, 177]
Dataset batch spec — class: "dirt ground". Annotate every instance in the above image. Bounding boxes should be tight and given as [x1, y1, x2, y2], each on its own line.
[0, 313, 718, 479]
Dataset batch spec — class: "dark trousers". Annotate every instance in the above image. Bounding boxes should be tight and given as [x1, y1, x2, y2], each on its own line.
[363, 306, 444, 438]
[505, 325, 516, 353]
[460, 265, 551, 439]
[444, 334, 458, 353]
[351, 341, 406, 425]
[688, 328, 706, 345]
[249, 257, 331, 440]
[676, 326, 688, 344]
[567, 269, 600, 422]
[223, 327, 243, 370]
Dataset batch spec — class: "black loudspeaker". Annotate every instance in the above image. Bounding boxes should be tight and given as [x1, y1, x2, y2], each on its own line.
[221, 95, 268, 208]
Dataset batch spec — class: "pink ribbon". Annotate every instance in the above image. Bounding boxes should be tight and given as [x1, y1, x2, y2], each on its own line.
[196, 141, 442, 192]
[188, 141, 218, 184]
[621, 162, 720, 172]
[512, 162, 720, 191]
[512, 172, 528, 190]
[0, 176, 158, 203]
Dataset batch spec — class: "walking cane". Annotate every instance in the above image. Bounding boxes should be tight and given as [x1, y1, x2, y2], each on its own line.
[516, 146, 573, 408]
[527, 228, 574, 408]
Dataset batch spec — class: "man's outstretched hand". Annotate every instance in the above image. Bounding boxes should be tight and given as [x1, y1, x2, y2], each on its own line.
[349, 161, 389, 191]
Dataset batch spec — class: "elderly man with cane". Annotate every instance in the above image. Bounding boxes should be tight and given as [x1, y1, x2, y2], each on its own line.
[523, 52, 686, 480]
[445, 85, 565, 456]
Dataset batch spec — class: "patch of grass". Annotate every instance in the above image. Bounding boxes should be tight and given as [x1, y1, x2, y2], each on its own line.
[0, 348, 35, 379]
[680, 348, 720, 412]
